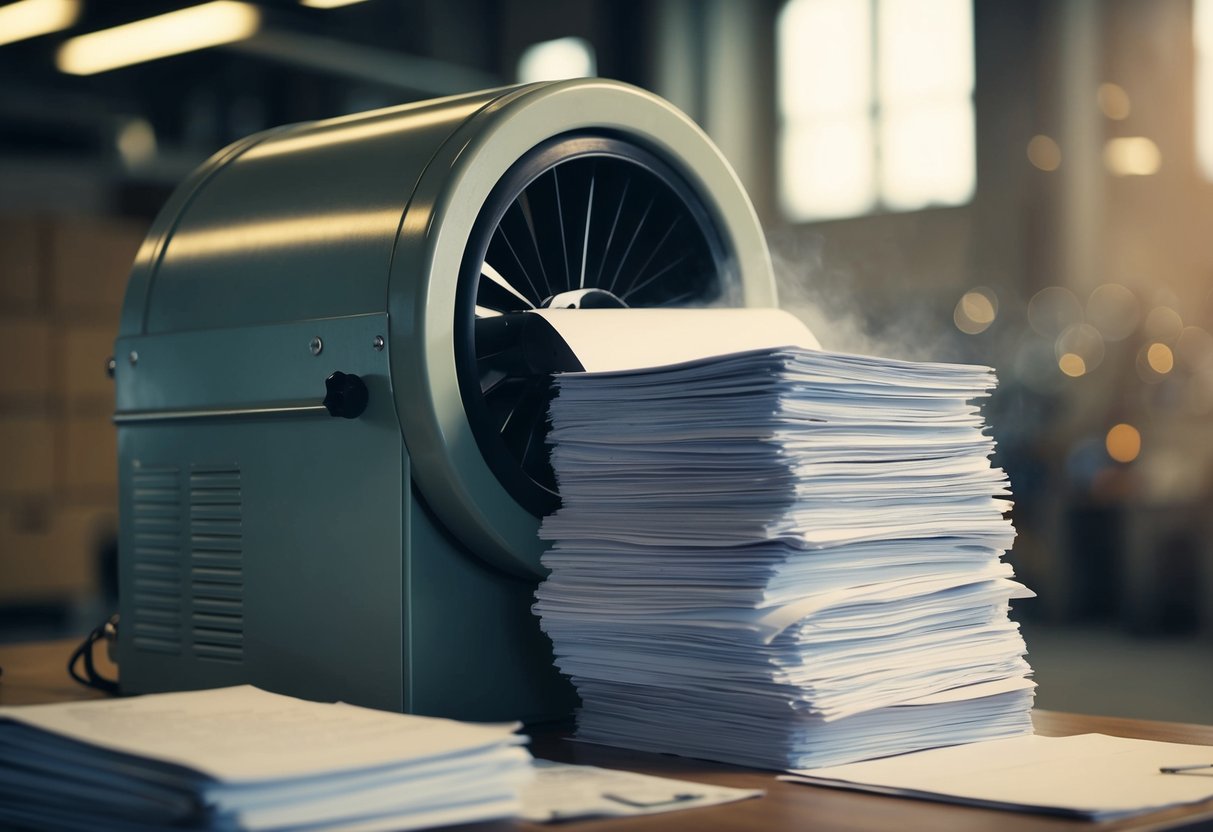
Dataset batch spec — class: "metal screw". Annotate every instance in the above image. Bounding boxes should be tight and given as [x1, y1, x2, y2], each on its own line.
[309, 336, 323, 356]
[106, 356, 116, 378]
[128, 350, 139, 366]
[372, 335, 385, 351]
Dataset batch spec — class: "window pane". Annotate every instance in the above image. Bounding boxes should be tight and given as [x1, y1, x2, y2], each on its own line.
[778, 0, 872, 119]
[780, 117, 876, 221]
[1198, 63, 1213, 179]
[1196, 0, 1213, 179]
[879, 99, 975, 210]
[878, 0, 973, 102]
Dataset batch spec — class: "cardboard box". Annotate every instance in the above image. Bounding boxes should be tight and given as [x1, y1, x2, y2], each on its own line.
[0, 318, 52, 400]
[48, 217, 145, 320]
[0, 216, 44, 312]
[61, 414, 117, 496]
[62, 323, 118, 407]
[0, 505, 116, 603]
[0, 416, 55, 497]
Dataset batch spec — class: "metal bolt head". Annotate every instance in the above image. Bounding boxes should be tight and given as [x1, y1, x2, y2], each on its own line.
[372, 335, 385, 351]
[309, 336, 323, 356]
[128, 350, 139, 366]
[106, 356, 116, 378]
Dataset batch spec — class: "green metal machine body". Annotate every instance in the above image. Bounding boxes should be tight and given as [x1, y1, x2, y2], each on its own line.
[114, 79, 777, 722]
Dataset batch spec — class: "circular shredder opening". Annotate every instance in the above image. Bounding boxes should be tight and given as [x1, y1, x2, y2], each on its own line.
[455, 132, 737, 518]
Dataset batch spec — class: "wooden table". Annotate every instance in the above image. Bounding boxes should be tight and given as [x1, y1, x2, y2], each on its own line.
[3, 639, 1213, 831]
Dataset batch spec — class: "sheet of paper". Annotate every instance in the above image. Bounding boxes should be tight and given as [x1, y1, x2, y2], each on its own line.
[531, 307, 820, 371]
[782, 733, 1213, 819]
[519, 760, 761, 821]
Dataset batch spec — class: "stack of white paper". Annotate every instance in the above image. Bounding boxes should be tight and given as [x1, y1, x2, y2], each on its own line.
[535, 346, 1035, 770]
[0, 686, 531, 832]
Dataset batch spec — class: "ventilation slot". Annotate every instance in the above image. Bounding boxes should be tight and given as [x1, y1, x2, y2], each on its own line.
[190, 466, 244, 662]
[131, 465, 184, 654]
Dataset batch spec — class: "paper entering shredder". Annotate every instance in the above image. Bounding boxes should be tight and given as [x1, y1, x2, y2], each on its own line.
[113, 79, 779, 722]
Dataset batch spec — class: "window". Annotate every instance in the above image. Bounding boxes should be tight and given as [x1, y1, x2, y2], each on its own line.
[777, 0, 976, 222]
[1196, 0, 1213, 179]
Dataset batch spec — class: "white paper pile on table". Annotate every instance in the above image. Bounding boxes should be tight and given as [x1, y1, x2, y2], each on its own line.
[535, 345, 1035, 771]
[0, 685, 531, 832]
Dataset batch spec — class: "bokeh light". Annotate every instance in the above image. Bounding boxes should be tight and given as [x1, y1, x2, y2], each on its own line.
[516, 36, 597, 83]
[1146, 342, 1174, 374]
[1137, 345, 1167, 383]
[1055, 322, 1105, 372]
[1105, 423, 1141, 463]
[1085, 283, 1139, 341]
[1026, 135, 1061, 171]
[116, 117, 157, 168]
[1028, 286, 1082, 338]
[953, 287, 997, 334]
[1058, 353, 1087, 377]
[1103, 136, 1162, 176]
[1097, 82, 1131, 120]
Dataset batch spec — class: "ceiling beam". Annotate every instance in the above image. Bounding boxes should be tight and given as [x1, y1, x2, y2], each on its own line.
[228, 29, 502, 96]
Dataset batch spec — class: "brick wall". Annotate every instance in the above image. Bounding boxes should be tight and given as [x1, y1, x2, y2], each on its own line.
[0, 215, 146, 606]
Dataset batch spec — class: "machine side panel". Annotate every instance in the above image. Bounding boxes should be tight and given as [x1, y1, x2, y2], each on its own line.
[115, 315, 407, 710]
[407, 493, 577, 723]
[139, 92, 500, 335]
[118, 128, 289, 338]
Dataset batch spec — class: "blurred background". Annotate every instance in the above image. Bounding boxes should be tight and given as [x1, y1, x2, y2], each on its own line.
[1, 0, 1211, 722]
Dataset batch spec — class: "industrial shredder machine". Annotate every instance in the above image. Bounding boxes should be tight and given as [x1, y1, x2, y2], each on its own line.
[114, 79, 778, 722]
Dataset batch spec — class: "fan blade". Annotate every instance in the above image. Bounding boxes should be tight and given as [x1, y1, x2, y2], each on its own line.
[501, 379, 549, 452]
[515, 190, 552, 299]
[485, 377, 529, 433]
[606, 197, 654, 295]
[624, 250, 691, 300]
[621, 216, 681, 297]
[495, 223, 543, 303]
[578, 172, 595, 288]
[481, 262, 535, 309]
[551, 168, 572, 292]
[593, 177, 630, 288]
[480, 367, 508, 395]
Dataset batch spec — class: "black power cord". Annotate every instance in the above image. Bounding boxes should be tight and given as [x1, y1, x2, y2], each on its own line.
[68, 614, 120, 695]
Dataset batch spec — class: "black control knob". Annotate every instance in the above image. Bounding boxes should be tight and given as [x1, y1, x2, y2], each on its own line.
[323, 372, 369, 419]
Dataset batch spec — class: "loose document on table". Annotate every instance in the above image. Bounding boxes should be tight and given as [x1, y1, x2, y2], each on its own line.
[783, 733, 1213, 820]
